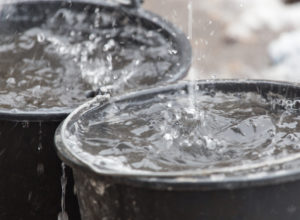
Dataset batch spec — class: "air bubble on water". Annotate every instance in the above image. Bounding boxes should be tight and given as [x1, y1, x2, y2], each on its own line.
[6, 77, 16, 85]
[94, 8, 100, 14]
[89, 33, 96, 41]
[70, 30, 75, 37]
[37, 33, 45, 42]
[180, 139, 193, 148]
[179, 89, 187, 95]
[204, 136, 219, 150]
[164, 133, 173, 141]
[112, 74, 118, 80]
[168, 49, 178, 55]
[103, 39, 116, 51]
[146, 31, 153, 38]
[135, 60, 141, 66]
[167, 102, 172, 108]
[139, 45, 146, 51]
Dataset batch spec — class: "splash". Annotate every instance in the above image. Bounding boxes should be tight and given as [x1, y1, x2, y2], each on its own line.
[0, 7, 180, 110]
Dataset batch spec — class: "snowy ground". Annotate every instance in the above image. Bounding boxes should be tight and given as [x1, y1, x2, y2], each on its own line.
[144, 0, 300, 83]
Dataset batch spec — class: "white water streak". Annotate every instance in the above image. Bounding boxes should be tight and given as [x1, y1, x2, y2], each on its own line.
[187, 0, 193, 40]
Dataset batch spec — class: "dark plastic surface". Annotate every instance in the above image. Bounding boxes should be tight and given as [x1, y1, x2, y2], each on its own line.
[56, 80, 300, 220]
[0, 121, 80, 220]
[71, 168, 300, 220]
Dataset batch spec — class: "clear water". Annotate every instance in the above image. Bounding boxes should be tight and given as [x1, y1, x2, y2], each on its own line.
[0, 8, 179, 110]
[63, 86, 300, 174]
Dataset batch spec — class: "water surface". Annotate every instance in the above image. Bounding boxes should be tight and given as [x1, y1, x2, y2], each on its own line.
[0, 7, 179, 110]
[63, 85, 300, 175]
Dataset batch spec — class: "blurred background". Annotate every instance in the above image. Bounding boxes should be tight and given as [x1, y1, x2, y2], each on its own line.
[145, 0, 300, 82]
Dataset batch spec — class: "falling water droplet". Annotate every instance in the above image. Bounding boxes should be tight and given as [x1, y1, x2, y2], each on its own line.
[37, 163, 45, 176]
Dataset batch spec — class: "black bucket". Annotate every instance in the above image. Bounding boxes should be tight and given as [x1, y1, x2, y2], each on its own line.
[0, 0, 191, 219]
[56, 80, 300, 220]
[0, 118, 80, 219]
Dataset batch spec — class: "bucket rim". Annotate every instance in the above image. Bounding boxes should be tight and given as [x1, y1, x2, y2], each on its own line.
[0, 0, 192, 122]
[55, 79, 300, 190]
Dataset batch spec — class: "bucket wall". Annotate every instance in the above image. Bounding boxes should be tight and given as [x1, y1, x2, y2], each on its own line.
[73, 168, 300, 220]
[0, 120, 80, 220]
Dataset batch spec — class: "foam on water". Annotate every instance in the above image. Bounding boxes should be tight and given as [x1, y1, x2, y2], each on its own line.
[0, 8, 179, 110]
[62, 85, 300, 175]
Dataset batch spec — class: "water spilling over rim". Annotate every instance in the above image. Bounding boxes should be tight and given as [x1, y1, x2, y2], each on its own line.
[56, 80, 300, 188]
[0, 0, 191, 122]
